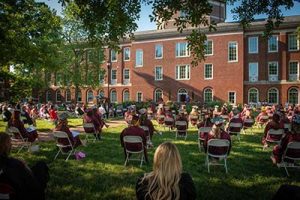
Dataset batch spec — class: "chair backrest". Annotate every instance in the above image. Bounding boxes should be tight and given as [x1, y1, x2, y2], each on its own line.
[140, 126, 149, 132]
[83, 123, 95, 129]
[123, 135, 144, 152]
[175, 121, 187, 126]
[260, 115, 269, 120]
[284, 142, 300, 160]
[190, 115, 198, 120]
[229, 122, 243, 128]
[267, 129, 284, 136]
[158, 115, 165, 119]
[164, 118, 174, 122]
[198, 127, 212, 134]
[53, 131, 73, 148]
[6, 126, 25, 141]
[207, 139, 230, 156]
[244, 118, 254, 124]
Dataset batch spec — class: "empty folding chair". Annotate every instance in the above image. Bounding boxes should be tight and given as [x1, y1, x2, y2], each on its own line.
[53, 131, 76, 161]
[6, 127, 31, 153]
[263, 129, 284, 150]
[123, 135, 145, 167]
[175, 121, 188, 140]
[206, 139, 230, 173]
[279, 142, 300, 176]
[227, 122, 243, 141]
[198, 127, 212, 152]
[164, 117, 174, 131]
[83, 123, 98, 143]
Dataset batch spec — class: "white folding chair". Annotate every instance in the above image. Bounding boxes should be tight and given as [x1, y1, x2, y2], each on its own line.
[242, 118, 254, 134]
[123, 135, 145, 167]
[164, 117, 174, 131]
[175, 121, 188, 140]
[53, 131, 76, 161]
[6, 127, 31, 153]
[206, 139, 230, 173]
[83, 123, 98, 143]
[198, 127, 212, 152]
[140, 126, 152, 148]
[280, 142, 300, 176]
[228, 122, 243, 141]
[263, 129, 284, 150]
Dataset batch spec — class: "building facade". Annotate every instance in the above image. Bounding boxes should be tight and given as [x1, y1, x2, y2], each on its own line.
[43, 11, 300, 106]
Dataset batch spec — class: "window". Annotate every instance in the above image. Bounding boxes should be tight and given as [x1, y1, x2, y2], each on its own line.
[123, 90, 130, 102]
[135, 49, 143, 67]
[155, 66, 163, 80]
[65, 89, 71, 102]
[249, 62, 258, 82]
[288, 88, 299, 104]
[228, 92, 236, 105]
[111, 69, 117, 85]
[179, 10, 188, 18]
[123, 47, 130, 61]
[123, 69, 130, 84]
[288, 34, 299, 51]
[289, 61, 299, 81]
[248, 88, 259, 103]
[268, 88, 279, 104]
[46, 90, 52, 102]
[268, 62, 278, 81]
[176, 42, 190, 57]
[87, 90, 94, 103]
[155, 44, 163, 59]
[178, 88, 187, 102]
[136, 92, 143, 102]
[77, 90, 82, 102]
[204, 64, 213, 79]
[205, 40, 213, 55]
[268, 35, 278, 52]
[110, 90, 117, 103]
[56, 90, 62, 102]
[204, 88, 213, 103]
[111, 50, 117, 62]
[176, 65, 190, 80]
[248, 36, 258, 54]
[228, 42, 238, 62]
[154, 89, 163, 102]
[98, 90, 104, 98]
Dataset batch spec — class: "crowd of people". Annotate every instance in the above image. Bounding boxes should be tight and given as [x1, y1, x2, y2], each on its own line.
[1, 100, 300, 199]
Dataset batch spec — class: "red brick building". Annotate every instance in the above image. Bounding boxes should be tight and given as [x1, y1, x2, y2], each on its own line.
[43, 2, 300, 106]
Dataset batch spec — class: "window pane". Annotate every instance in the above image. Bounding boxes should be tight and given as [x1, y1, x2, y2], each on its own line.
[111, 91, 117, 102]
[124, 48, 130, 61]
[289, 88, 298, 104]
[123, 91, 130, 102]
[87, 91, 94, 102]
[155, 89, 163, 102]
[289, 62, 298, 75]
[228, 42, 237, 61]
[155, 44, 163, 58]
[204, 64, 212, 79]
[204, 89, 213, 103]
[228, 92, 236, 104]
[205, 40, 213, 55]
[268, 89, 278, 104]
[111, 50, 117, 61]
[176, 42, 189, 57]
[268, 36, 278, 52]
[136, 50, 143, 66]
[111, 69, 117, 79]
[137, 92, 142, 102]
[288, 34, 299, 51]
[268, 62, 278, 75]
[155, 66, 162, 80]
[249, 89, 258, 103]
[248, 37, 258, 53]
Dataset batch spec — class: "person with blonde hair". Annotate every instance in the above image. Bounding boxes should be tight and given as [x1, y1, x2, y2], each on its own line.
[136, 142, 196, 200]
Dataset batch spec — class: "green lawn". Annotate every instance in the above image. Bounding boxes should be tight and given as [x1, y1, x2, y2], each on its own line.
[0, 119, 300, 200]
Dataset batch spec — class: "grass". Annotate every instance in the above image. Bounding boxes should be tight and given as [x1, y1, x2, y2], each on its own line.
[0, 119, 300, 200]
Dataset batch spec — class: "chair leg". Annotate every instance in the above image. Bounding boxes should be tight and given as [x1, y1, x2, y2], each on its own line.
[206, 155, 210, 173]
[283, 163, 290, 176]
[198, 139, 202, 152]
[124, 153, 129, 166]
[224, 158, 228, 173]
[65, 149, 74, 161]
[140, 154, 144, 167]
[54, 149, 61, 160]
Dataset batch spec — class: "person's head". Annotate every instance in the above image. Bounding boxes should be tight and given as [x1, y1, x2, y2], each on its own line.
[292, 114, 300, 134]
[57, 112, 68, 126]
[145, 142, 182, 199]
[211, 118, 223, 138]
[233, 108, 240, 116]
[131, 115, 140, 126]
[0, 133, 11, 157]
[272, 113, 280, 124]
[12, 110, 21, 121]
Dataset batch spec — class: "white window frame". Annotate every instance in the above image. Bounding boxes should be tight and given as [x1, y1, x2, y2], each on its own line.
[175, 64, 190, 80]
[98, 90, 104, 98]
[87, 90, 94, 103]
[177, 88, 188, 102]
[288, 87, 299, 104]
[123, 69, 130, 85]
[205, 40, 213, 56]
[288, 34, 299, 51]
[65, 89, 71, 102]
[110, 90, 117, 103]
[268, 88, 279, 104]
[228, 91, 236, 105]
[289, 61, 299, 81]
[175, 42, 190, 58]
[123, 90, 130, 102]
[123, 47, 130, 61]
[268, 61, 278, 81]
[154, 89, 163, 102]
[268, 35, 278, 53]
[249, 62, 258, 82]
[155, 66, 163, 81]
[204, 88, 213, 103]
[76, 91, 82, 102]
[248, 88, 259, 104]
[111, 50, 117, 62]
[56, 90, 62, 102]
[248, 36, 258, 54]
[136, 91, 143, 102]
[155, 44, 163, 59]
[111, 69, 117, 85]
[228, 41, 238, 62]
[204, 63, 213, 80]
[135, 49, 143, 67]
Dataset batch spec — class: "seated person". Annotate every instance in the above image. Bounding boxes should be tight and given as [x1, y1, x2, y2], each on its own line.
[139, 108, 157, 140]
[136, 142, 196, 200]
[0, 133, 49, 200]
[242, 108, 254, 129]
[8, 110, 38, 143]
[197, 112, 214, 141]
[271, 114, 300, 165]
[227, 108, 243, 135]
[256, 108, 269, 125]
[189, 106, 199, 126]
[204, 118, 231, 155]
[120, 115, 148, 163]
[83, 109, 101, 140]
[49, 105, 58, 125]
[55, 113, 83, 151]
[21, 105, 33, 126]
[176, 109, 189, 129]
[2, 106, 12, 122]
[262, 113, 284, 146]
